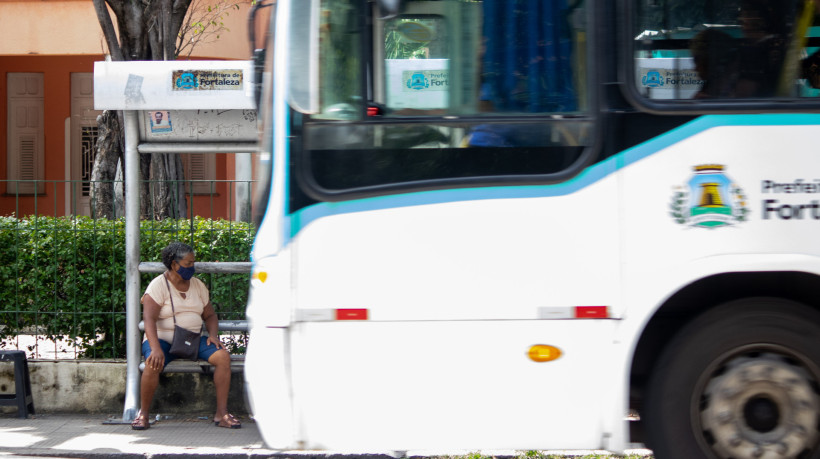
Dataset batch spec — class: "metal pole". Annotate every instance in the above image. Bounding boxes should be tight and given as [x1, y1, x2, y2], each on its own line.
[137, 142, 257, 154]
[122, 110, 141, 422]
[235, 152, 252, 222]
[138, 261, 252, 273]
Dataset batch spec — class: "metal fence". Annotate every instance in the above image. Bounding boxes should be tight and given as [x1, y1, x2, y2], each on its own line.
[0, 179, 255, 360]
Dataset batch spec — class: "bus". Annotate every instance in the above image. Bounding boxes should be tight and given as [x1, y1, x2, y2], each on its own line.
[244, 1, 820, 457]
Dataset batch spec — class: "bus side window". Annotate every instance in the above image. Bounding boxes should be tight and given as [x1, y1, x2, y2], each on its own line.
[479, 1, 581, 114]
[633, 0, 820, 101]
[302, 0, 592, 197]
[377, 0, 585, 118]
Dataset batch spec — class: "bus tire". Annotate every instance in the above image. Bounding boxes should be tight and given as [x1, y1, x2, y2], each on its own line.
[644, 298, 820, 459]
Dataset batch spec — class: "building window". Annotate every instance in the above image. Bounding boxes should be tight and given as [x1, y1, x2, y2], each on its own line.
[81, 125, 100, 197]
[182, 154, 216, 195]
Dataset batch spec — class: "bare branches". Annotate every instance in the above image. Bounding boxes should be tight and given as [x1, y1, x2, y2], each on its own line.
[95, 0, 244, 61]
[176, 0, 246, 59]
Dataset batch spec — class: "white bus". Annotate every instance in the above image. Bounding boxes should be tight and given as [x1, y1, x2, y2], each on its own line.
[244, 1, 820, 457]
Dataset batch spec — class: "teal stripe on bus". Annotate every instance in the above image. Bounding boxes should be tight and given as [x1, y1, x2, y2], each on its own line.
[288, 114, 820, 238]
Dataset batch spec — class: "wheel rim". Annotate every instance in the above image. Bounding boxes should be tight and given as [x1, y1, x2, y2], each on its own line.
[697, 349, 820, 458]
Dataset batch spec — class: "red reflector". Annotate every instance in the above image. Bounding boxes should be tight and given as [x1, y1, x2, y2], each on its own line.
[336, 309, 369, 320]
[574, 306, 609, 319]
[367, 106, 380, 117]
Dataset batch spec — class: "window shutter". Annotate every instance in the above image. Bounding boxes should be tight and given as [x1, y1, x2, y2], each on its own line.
[18, 135, 36, 180]
[183, 154, 215, 195]
[7, 73, 44, 195]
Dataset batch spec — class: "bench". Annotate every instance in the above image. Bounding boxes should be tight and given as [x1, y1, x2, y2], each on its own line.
[138, 319, 248, 374]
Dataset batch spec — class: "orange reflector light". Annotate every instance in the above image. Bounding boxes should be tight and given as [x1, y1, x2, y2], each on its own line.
[336, 309, 368, 320]
[252, 271, 268, 283]
[528, 345, 562, 362]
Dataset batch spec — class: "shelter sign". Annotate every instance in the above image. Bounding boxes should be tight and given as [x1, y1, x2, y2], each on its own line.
[173, 70, 244, 91]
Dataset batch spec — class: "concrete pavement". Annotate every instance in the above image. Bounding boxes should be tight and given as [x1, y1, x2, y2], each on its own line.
[0, 413, 281, 458]
[0, 413, 653, 458]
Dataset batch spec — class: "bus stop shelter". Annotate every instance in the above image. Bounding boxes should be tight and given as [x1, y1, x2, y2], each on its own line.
[93, 60, 257, 422]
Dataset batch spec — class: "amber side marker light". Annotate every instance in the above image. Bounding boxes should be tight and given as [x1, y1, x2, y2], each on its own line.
[252, 271, 268, 283]
[528, 345, 562, 362]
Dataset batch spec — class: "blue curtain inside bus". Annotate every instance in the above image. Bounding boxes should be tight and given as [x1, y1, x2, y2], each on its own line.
[481, 0, 577, 112]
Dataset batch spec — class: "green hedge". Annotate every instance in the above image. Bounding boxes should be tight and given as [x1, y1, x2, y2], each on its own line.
[0, 215, 254, 358]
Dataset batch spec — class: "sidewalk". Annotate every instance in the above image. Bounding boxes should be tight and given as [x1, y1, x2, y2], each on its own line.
[0, 413, 654, 458]
[0, 413, 282, 458]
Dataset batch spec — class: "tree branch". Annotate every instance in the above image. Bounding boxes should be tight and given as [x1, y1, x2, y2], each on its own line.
[93, 0, 125, 60]
[122, 0, 146, 59]
[175, 0, 242, 58]
[161, 0, 173, 59]
[169, 0, 193, 58]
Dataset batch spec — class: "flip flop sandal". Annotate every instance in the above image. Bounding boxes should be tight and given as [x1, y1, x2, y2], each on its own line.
[215, 413, 242, 429]
[131, 412, 150, 430]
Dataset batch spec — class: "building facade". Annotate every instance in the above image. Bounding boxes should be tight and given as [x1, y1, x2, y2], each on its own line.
[0, 0, 256, 219]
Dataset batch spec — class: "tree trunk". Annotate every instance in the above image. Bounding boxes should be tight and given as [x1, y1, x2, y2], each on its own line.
[90, 110, 124, 219]
[149, 153, 188, 219]
[92, 0, 195, 220]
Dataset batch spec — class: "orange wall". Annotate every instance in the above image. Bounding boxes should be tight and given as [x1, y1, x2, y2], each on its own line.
[190, 154, 233, 220]
[0, 0, 254, 219]
[0, 0, 254, 60]
[0, 55, 101, 217]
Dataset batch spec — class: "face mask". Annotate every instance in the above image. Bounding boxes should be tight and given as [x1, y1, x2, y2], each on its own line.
[176, 264, 196, 281]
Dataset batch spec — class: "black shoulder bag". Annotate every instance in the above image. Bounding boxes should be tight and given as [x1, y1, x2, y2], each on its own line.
[164, 274, 201, 360]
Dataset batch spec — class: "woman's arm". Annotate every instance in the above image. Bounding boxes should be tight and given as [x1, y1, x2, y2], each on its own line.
[142, 293, 166, 370]
[202, 302, 225, 350]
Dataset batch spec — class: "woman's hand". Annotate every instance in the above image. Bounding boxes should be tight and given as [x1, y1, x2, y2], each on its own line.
[202, 302, 225, 350]
[142, 293, 165, 371]
[145, 344, 165, 371]
[207, 335, 226, 350]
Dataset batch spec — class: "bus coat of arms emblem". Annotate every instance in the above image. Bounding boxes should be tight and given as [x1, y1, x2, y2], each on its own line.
[670, 164, 750, 228]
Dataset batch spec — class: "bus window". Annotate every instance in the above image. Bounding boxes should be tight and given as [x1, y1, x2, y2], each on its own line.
[302, 0, 593, 198]
[315, 0, 364, 120]
[632, 0, 820, 101]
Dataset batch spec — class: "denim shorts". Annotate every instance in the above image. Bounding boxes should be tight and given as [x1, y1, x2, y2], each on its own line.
[141, 336, 220, 367]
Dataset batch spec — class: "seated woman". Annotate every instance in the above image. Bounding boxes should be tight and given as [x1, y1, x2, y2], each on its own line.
[131, 241, 241, 430]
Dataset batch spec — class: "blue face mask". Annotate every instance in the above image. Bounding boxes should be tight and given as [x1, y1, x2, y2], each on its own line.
[176, 264, 196, 281]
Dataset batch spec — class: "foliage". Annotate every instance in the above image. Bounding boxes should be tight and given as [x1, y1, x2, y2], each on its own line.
[0, 215, 254, 359]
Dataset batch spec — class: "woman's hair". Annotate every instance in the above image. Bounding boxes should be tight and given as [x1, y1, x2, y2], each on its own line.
[161, 242, 195, 269]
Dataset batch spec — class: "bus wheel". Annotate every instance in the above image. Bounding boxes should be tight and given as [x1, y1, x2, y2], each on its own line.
[644, 298, 820, 459]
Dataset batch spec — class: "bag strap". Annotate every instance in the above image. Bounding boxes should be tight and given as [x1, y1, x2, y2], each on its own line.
[163, 273, 178, 326]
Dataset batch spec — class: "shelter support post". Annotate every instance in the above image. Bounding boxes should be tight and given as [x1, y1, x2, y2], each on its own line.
[122, 109, 141, 423]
